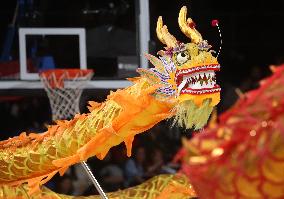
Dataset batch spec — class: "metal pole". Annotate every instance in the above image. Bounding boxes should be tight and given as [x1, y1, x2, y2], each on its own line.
[81, 161, 108, 199]
[138, 0, 150, 68]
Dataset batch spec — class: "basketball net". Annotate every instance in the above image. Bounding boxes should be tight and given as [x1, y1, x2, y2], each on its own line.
[40, 69, 109, 199]
[39, 69, 93, 121]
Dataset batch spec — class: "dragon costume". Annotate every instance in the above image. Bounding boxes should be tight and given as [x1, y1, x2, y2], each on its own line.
[0, 174, 196, 199]
[0, 6, 220, 196]
[174, 65, 284, 198]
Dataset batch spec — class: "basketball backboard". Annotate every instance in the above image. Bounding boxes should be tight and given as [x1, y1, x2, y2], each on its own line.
[0, 0, 149, 93]
[19, 28, 87, 80]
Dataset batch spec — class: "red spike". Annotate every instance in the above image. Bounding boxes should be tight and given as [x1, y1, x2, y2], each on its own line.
[188, 21, 196, 29]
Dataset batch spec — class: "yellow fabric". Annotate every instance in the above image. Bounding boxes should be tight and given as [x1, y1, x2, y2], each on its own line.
[0, 174, 197, 199]
[179, 92, 220, 107]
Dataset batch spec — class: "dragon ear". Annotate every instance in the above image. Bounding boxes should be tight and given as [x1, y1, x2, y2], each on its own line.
[144, 53, 165, 73]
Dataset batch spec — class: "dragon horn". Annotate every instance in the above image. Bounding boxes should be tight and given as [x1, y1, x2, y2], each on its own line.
[178, 6, 203, 44]
[156, 16, 178, 48]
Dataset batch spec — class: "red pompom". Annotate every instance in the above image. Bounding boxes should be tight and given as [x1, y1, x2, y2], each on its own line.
[188, 21, 196, 29]
[211, 19, 219, 27]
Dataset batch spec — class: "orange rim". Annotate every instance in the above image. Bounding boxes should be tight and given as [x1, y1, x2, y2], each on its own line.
[39, 69, 93, 88]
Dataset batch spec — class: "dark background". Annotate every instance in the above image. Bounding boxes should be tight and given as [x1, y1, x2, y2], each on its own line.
[0, 0, 284, 196]
[1, 0, 284, 82]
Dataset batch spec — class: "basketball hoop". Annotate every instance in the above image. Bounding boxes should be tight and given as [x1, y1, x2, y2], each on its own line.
[39, 69, 93, 121]
[40, 69, 108, 199]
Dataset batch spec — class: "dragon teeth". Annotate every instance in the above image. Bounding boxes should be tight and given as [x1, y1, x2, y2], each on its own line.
[176, 64, 220, 77]
[183, 70, 216, 89]
[181, 87, 221, 94]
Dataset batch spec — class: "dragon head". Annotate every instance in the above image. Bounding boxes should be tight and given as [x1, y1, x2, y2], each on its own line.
[138, 6, 221, 129]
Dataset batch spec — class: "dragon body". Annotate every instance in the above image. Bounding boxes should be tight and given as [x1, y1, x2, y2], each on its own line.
[0, 79, 173, 193]
[0, 6, 221, 197]
[0, 174, 197, 199]
[174, 65, 284, 198]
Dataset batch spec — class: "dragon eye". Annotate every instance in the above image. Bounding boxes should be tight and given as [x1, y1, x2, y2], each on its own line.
[176, 51, 189, 65]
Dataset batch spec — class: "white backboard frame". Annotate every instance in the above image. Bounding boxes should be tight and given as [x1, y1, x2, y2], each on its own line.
[19, 28, 87, 80]
[0, 80, 132, 89]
